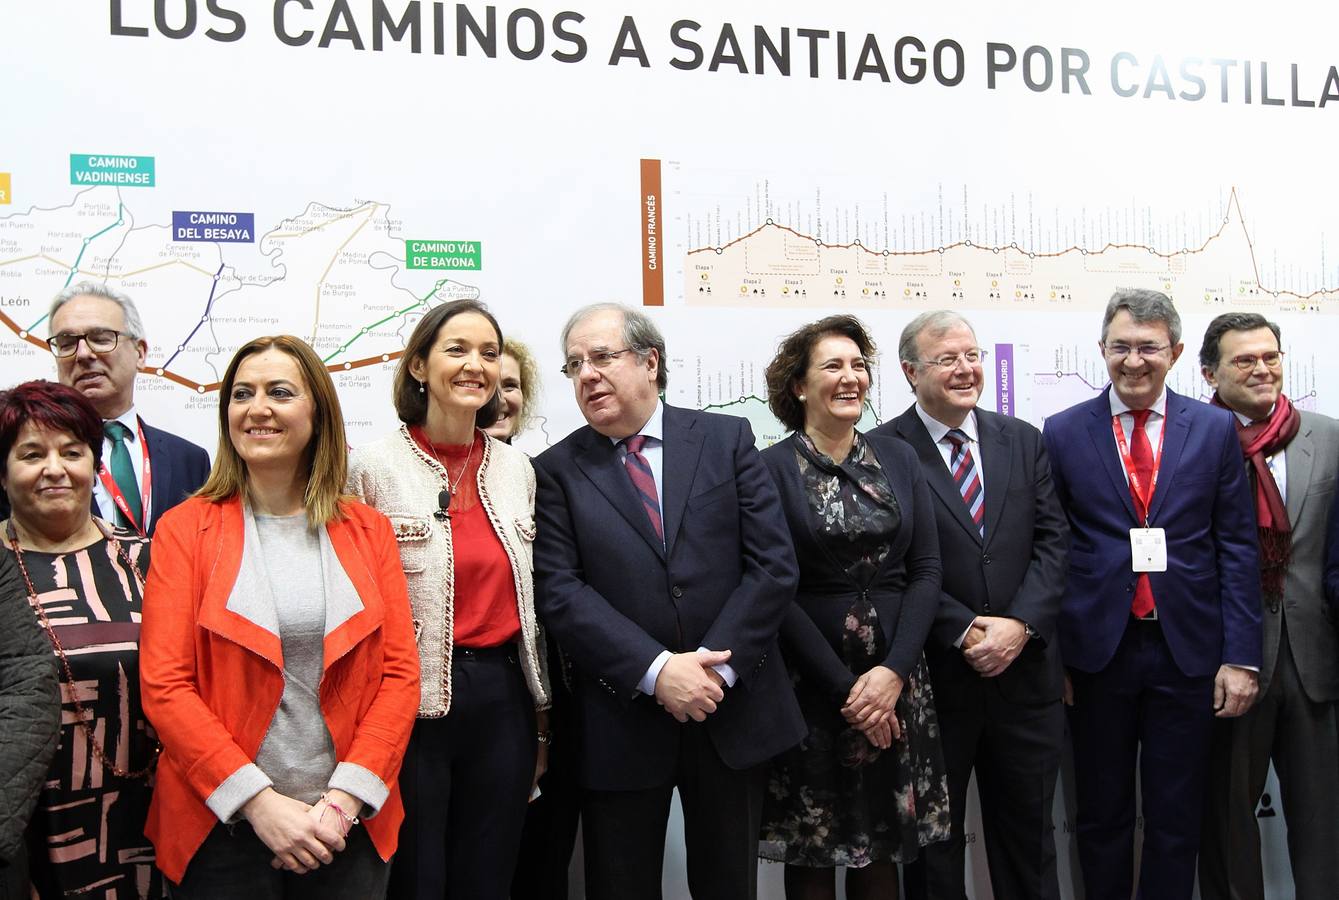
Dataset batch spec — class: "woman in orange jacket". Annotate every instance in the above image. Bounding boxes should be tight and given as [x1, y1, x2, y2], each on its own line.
[139, 335, 419, 898]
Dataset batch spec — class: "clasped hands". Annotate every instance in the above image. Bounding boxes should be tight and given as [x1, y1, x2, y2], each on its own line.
[961, 616, 1029, 676]
[242, 786, 359, 874]
[842, 665, 904, 750]
[654, 649, 732, 722]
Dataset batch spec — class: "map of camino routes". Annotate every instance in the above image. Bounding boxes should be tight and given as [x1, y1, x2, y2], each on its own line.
[0, 155, 484, 448]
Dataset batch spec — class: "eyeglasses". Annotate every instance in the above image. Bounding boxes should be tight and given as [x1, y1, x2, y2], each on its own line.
[1102, 343, 1170, 360]
[1226, 351, 1285, 371]
[560, 348, 638, 378]
[47, 329, 129, 357]
[917, 349, 988, 370]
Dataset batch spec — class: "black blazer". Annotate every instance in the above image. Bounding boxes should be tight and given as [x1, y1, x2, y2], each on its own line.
[140, 419, 211, 536]
[533, 405, 805, 792]
[760, 433, 941, 705]
[875, 406, 1069, 705]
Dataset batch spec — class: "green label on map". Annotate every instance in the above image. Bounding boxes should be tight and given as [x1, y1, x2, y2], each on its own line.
[405, 240, 481, 270]
[70, 154, 155, 187]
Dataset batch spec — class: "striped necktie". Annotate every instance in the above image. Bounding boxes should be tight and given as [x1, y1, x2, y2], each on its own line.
[945, 428, 984, 538]
[621, 435, 663, 541]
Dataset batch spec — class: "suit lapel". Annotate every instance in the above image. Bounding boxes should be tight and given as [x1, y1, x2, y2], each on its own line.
[660, 406, 704, 557]
[573, 428, 665, 559]
[895, 409, 981, 545]
[977, 412, 1011, 546]
[139, 418, 172, 531]
[1147, 391, 1190, 522]
[1285, 422, 1314, 525]
[1085, 388, 1140, 525]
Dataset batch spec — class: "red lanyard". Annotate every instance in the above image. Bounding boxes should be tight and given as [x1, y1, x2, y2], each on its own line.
[96, 418, 152, 536]
[1110, 412, 1164, 525]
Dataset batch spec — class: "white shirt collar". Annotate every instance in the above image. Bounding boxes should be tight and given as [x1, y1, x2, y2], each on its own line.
[607, 400, 664, 446]
[1109, 389, 1167, 419]
[1231, 403, 1276, 426]
[914, 404, 979, 445]
[107, 406, 140, 441]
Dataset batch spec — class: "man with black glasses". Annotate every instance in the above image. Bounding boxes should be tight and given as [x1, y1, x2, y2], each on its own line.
[43, 282, 209, 535]
[1196, 312, 1339, 900]
[1041, 289, 1261, 900]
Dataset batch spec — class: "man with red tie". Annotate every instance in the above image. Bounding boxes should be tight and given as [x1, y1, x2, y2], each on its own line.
[1041, 289, 1261, 900]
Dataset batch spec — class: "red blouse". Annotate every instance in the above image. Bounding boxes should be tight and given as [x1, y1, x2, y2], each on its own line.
[410, 427, 521, 648]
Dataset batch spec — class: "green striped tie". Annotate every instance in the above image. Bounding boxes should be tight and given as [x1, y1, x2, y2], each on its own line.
[104, 420, 143, 529]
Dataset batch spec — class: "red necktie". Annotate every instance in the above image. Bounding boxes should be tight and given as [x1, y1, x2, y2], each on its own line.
[621, 435, 663, 542]
[1129, 409, 1156, 618]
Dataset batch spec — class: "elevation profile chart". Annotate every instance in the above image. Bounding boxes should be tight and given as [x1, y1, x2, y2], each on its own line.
[638, 159, 1339, 316]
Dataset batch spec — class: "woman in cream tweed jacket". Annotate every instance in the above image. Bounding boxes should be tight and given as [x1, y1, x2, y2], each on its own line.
[347, 299, 549, 900]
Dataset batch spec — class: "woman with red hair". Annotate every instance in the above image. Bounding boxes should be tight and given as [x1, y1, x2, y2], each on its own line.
[0, 379, 162, 898]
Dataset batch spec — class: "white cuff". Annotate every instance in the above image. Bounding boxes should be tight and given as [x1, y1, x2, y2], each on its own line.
[328, 761, 390, 818]
[637, 650, 673, 695]
[206, 763, 272, 824]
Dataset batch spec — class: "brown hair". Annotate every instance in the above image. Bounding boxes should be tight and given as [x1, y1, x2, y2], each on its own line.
[765, 315, 878, 433]
[196, 335, 350, 525]
[393, 300, 504, 428]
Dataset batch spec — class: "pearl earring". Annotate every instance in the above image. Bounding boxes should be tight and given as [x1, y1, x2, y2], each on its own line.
[798, 394, 806, 401]
[418, 381, 425, 394]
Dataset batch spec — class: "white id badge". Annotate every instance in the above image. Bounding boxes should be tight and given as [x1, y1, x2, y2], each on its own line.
[1130, 528, 1167, 572]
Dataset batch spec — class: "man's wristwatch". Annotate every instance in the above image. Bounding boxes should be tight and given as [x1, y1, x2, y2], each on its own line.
[1021, 622, 1039, 640]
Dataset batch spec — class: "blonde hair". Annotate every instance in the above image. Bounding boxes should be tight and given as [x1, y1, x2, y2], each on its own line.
[503, 338, 542, 436]
[196, 335, 351, 525]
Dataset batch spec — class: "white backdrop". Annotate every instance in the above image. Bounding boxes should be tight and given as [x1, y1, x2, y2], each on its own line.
[3, 1, 1332, 896]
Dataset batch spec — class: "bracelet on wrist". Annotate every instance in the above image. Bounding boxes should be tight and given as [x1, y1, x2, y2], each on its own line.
[536, 731, 553, 745]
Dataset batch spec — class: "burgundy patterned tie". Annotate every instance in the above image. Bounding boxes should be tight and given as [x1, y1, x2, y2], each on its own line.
[945, 429, 984, 539]
[621, 435, 663, 541]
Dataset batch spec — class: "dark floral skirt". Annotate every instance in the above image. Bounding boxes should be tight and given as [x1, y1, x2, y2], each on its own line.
[758, 655, 952, 868]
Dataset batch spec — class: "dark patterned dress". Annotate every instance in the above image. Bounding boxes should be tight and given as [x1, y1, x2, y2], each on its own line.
[760, 434, 950, 868]
[7, 528, 165, 899]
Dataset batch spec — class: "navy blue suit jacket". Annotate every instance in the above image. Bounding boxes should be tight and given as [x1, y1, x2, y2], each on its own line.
[533, 405, 805, 791]
[878, 407, 1069, 705]
[140, 419, 210, 536]
[1042, 388, 1261, 677]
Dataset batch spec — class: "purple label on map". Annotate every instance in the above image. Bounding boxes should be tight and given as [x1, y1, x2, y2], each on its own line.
[995, 343, 1014, 416]
[172, 211, 254, 243]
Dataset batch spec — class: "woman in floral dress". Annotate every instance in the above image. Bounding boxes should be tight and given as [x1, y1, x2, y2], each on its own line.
[758, 316, 950, 900]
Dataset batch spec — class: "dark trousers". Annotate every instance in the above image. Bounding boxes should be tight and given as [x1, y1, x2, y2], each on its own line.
[1067, 618, 1214, 900]
[904, 680, 1063, 900]
[582, 723, 766, 900]
[169, 822, 388, 899]
[1199, 627, 1339, 900]
[512, 641, 582, 900]
[388, 645, 537, 900]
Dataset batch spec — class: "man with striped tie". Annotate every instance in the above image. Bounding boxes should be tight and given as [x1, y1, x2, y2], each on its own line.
[533, 303, 804, 900]
[1042, 289, 1261, 900]
[878, 311, 1070, 900]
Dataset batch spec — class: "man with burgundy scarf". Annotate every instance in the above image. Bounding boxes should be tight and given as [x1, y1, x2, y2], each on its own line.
[1196, 312, 1339, 900]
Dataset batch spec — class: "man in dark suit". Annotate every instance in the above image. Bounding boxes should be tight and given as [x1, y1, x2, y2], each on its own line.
[1196, 313, 1339, 900]
[46, 282, 210, 535]
[533, 302, 805, 900]
[876, 310, 1068, 900]
[1042, 289, 1261, 900]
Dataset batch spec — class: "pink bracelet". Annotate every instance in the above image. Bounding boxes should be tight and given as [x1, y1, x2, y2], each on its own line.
[320, 793, 359, 835]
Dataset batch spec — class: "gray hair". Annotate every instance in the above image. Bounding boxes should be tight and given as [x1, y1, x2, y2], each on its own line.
[897, 310, 975, 387]
[1101, 288, 1181, 345]
[559, 302, 669, 390]
[49, 281, 146, 340]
